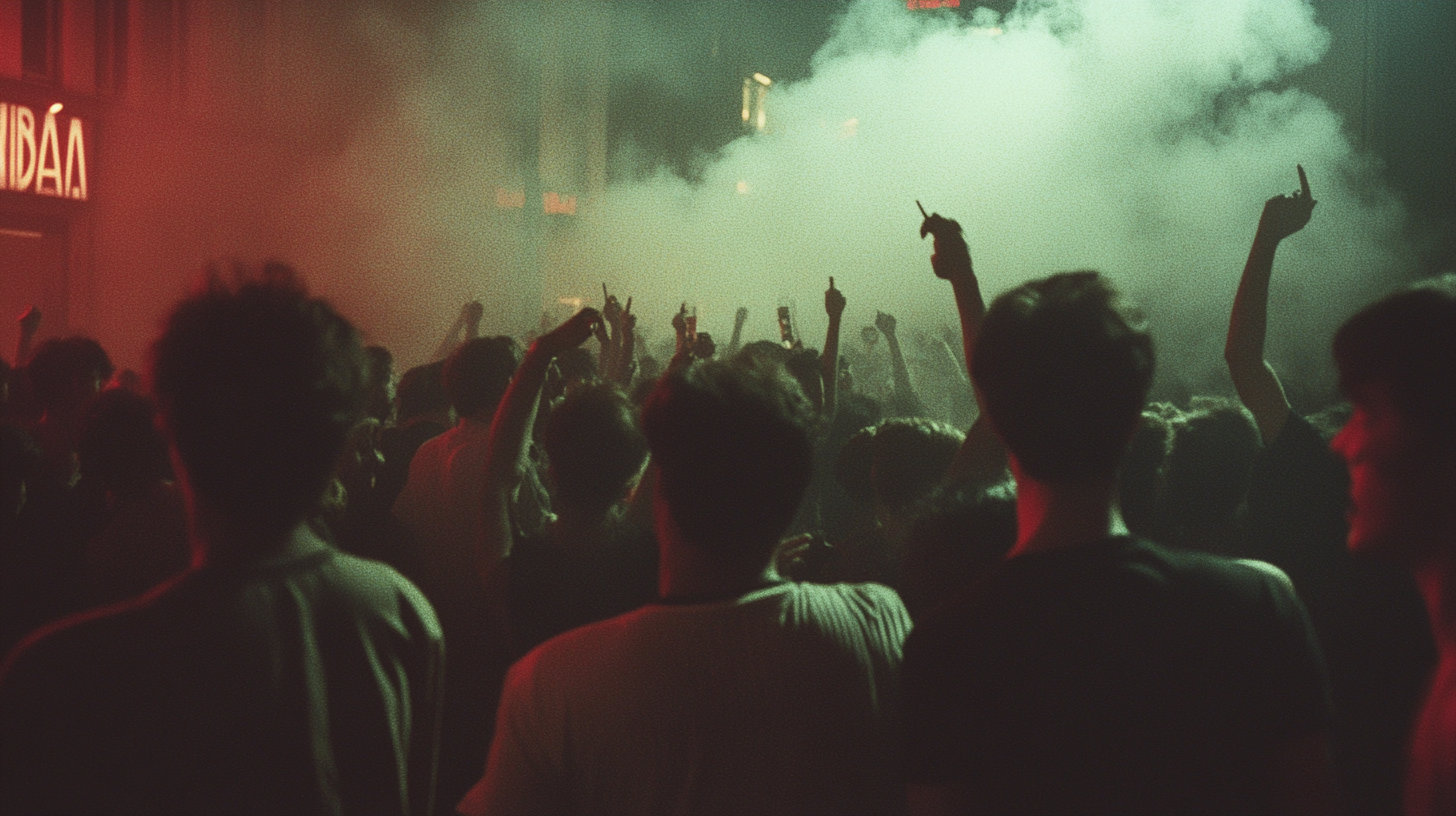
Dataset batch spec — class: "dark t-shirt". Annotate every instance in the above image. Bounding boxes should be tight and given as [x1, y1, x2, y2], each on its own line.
[902, 537, 1331, 815]
[1242, 412, 1434, 813]
[508, 517, 658, 657]
[0, 534, 443, 816]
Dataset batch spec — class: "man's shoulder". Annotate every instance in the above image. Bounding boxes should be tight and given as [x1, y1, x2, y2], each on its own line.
[0, 572, 190, 694]
[920, 538, 1289, 632]
[291, 546, 442, 639]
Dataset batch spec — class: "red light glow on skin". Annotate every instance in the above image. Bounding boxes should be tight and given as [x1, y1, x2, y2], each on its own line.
[1332, 384, 1456, 563]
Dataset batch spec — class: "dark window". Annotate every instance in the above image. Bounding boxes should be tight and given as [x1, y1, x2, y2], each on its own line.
[21, 0, 59, 81]
[95, 0, 130, 97]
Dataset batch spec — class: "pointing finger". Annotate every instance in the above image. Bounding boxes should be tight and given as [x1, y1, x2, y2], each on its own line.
[1297, 164, 1310, 198]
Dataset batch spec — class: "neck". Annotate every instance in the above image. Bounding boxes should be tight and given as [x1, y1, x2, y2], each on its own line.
[185, 490, 315, 569]
[657, 538, 781, 601]
[1414, 554, 1456, 655]
[1010, 468, 1127, 558]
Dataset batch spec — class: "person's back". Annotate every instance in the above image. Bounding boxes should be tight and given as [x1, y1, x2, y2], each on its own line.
[901, 271, 1332, 815]
[0, 267, 442, 815]
[905, 537, 1325, 813]
[1, 537, 440, 814]
[472, 581, 907, 815]
[464, 359, 912, 815]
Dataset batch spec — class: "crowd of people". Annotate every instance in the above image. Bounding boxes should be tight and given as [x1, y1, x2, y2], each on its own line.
[0, 166, 1453, 815]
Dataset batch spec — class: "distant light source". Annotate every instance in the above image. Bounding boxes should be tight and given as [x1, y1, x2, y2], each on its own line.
[839, 117, 859, 138]
[495, 187, 525, 209]
[543, 191, 577, 215]
[753, 73, 772, 86]
[736, 181, 749, 194]
[557, 296, 583, 310]
[48, 102, 63, 114]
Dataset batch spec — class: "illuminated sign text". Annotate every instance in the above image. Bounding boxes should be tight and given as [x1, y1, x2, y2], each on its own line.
[0, 101, 89, 200]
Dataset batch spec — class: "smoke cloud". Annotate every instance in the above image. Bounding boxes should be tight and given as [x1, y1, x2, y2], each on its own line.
[558, 0, 1410, 405]
[92, 0, 1411, 409]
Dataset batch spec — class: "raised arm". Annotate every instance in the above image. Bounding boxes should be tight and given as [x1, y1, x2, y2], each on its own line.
[480, 307, 600, 574]
[610, 298, 637, 386]
[667, 303, 694, 375]
[728, 306, 749, 356]
[875, 310, 918, 410]
[15, 306, 41, 366]
[822, 277, 846, 422]
[918, 206, 1005, 488]
[1225, 165, 1315, 446]
[433, 301, 484, 361]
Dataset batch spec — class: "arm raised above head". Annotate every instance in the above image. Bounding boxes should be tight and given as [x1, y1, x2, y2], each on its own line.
[1226, 165, 1316, 446]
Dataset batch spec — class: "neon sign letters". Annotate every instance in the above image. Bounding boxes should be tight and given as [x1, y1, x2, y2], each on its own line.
[0, 101, 89, 201]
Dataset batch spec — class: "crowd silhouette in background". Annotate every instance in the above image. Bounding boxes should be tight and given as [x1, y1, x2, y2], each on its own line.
[0, 166, 1453, 815]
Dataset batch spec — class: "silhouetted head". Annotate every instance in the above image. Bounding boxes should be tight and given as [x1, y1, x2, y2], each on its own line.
[869, 418, 965, 519]
[396, 360, 448, 424]
[443, 336, 521, 419]
[1119, 405, 1176, 540]
[150, 266, 368, 541]
[554, 347, 599, 385]
[543, 384, 648, 521]
[643, 359, 814, 561]
[77, 387, 172, 497]
[26, 336, 113, 413]
[902, 482, 1017, 617]
[734, 341, 824, 412]
[973, 271, 1153, 483]
[0, 424, 41, 522]
[1332, 275, 1456, 559]
[362, 345, 396, 423]
[1162, 397, 1260, 531]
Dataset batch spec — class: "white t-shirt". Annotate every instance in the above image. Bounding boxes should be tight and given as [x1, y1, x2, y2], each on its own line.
[459, 581, 912, 816]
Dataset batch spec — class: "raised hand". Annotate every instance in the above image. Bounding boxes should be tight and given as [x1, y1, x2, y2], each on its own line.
[734, 306, 749, 327]
[18, 305, 42, 336]
[825, 277, 847, 321]
[621, 297, 636, 334]
[1257, 164, 1316, 244]
[463, 300, 484, 326]
[918, 203, 972, 281]
[875, 310, 897, 337]
[602, 283, 624, 326]
[672, 303, 688, 337]
[536, 307, 601, 358]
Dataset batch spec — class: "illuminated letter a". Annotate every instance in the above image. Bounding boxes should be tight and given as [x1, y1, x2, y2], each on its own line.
[37, 108, 63, 196]
[65, 117, 87, 200]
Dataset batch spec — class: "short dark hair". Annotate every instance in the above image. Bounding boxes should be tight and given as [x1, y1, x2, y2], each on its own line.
[972, 271, 1154, 482]
[443, 336, 521, 418]
[150, 265, 368, 538]
[363, 345, 395, 423]
[642, 359, 814, 556]
[1119, 406, 1175, 540]
[542, 384, 648, 519]
[734, 341, 824, 412]
[26, 336, 114, 410]
[1162, 398, 1260, 528]
[1334, 275, 1456, 454]
[77, 387, 172, 493]
[396, 361, 448, 423]
[850, 418, 964, 516]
